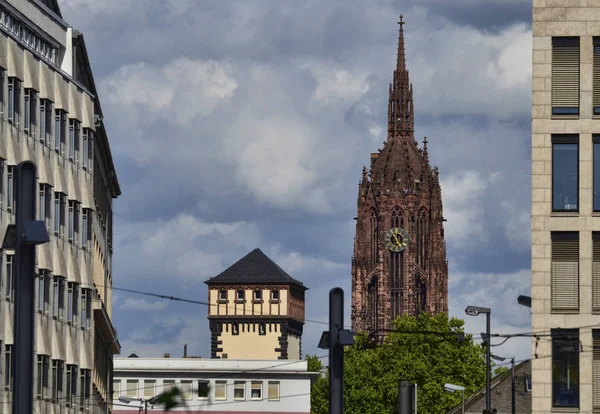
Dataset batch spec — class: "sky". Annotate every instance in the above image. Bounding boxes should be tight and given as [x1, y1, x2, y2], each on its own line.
[59, 0, 534, 365]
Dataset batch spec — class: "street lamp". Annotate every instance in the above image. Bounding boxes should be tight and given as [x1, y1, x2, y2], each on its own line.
[444, 383, 465, 414]
[465, 305, 491, 414]
[118, 395, 162, 413]
[491, 354, 515, 414]
[517, 295, 531, 308]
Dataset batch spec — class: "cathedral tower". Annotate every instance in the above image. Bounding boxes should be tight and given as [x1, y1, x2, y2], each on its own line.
[351, 16, 448, 334]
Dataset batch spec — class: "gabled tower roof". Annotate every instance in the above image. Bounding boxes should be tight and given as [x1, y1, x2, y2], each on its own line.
[205, 248, 307, 289]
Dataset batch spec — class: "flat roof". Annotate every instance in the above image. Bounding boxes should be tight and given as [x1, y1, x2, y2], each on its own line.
[114, 358, 309, 373]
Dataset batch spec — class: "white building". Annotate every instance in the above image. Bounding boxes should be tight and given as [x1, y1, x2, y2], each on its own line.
[112, 357, 314, 414]
[0, 0, 121, 413]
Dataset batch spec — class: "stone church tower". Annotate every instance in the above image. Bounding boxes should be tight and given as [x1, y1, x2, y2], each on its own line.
[351, 16, 448, 334]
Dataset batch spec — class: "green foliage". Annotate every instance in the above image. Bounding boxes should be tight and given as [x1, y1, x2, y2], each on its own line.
[494, 366, 509, 377]
[309, 313, 487, 414]
[152, 386, 183, 411]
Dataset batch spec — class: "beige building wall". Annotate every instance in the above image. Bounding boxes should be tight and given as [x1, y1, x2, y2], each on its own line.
[209, 287, 289, 317]
[217, 323, 281, 359]
[531, 3, 600, 413]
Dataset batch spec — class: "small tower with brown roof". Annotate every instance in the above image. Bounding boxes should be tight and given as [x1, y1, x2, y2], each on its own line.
[205, 248, 307, 360]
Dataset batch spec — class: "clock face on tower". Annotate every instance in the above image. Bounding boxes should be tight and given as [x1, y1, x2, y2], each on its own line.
[384, 227, 409, 253]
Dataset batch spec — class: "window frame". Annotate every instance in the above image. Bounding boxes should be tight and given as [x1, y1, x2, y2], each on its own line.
[593, 37, 600, 115]
[143, 379, 156, 399]
[267, 381, 280, 401]
[197, 380, 209, 400]
[552, 329, 580, 408]
[271, 289, 280, 301]
[218, 289, 227, 301]
[253, 289, 262, 301]
[236, 289, 245, 301]
[552, 135, 579, 213]
[551, 37, 580, 116]
[180, 380, 193, 400]
[214, 380, 227, 400]
[233, 381, 245, 400]
[250, 381, 262, 400]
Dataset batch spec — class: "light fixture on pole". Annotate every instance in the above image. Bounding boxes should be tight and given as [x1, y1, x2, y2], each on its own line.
[118, 394, 162, 414]
[491, 354, 515, 414]
[444, 383, 465, 414]
[517, 295, 531, 308]
[465, 305, 491, 414]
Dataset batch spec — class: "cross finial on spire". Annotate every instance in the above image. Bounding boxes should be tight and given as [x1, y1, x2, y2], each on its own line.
[398, 15, 404, 26]
[396, 14, 406, 73]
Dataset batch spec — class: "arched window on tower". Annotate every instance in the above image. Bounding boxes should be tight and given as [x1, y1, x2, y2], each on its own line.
[369, 210, 377, 269]
[390, 208, 404, 320]
[367, 276, 379, 333]
[416, 215, 421, 267]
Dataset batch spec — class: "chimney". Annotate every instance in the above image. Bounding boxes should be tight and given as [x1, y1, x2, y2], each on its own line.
[184, 344, 188, 358]
[164, 353, 170, 358]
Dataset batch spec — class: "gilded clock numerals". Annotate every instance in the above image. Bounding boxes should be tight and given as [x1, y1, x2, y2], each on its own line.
[384, 227, 408, 253]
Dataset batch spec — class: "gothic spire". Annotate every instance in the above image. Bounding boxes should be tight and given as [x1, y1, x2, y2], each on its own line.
[388, 14, 414, 141]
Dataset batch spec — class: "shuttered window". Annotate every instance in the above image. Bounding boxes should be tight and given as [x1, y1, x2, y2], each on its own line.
[551, 232, 579, 312]
[594, 233, 600, 313]
[594, 38, 600, 115]
[552, 37, 580, 116]
[594, 330, 600, 408]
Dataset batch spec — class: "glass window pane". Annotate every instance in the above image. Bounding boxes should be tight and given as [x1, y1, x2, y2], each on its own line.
[553, 143, 578, 211]
[113, 380, 121, 397]
[181, 380, 192, 400]
[215, 380, 226, 400]
[251, 381, 262, 399]
[163, 380, 174, 393]
[198, 381, 209, 399]
[126, 380, 138, 399]
[234, 381, 245, 400]
[144, 380, 155, 399]
[268, 381, 279, 400]
[595, 143, 600, 211]
[552, 331, 579, 407]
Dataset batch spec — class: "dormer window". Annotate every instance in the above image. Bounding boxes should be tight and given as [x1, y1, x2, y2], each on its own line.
[236, 290, 245, 301]
[271, 290, 280, 301]
[253, 290, 262, 301]
[218, 290, 227, 301]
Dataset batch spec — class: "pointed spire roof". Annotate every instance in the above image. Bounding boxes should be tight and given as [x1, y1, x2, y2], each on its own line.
[396, 15, 406, 73]
[205, 248, 307, 289]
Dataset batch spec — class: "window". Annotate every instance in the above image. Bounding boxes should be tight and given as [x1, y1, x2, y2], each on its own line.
[69, 119, 80, 162]
[214, 380, 226, 400]
[39, 99, 52, 145]
[181, 380, 192, 400]
[7, 166, 13, 212]
[66, 365, 77, 405]
[54, 193, 66, 236]
[198, 380, 209, 399]
[251, 381, 262, 400]
[68, 201, 80, 244]
[55, 110, 66, 154]
[232, 322, 239, 336]
[552, 37, 580, 115]
[552, 329, 579, 408]
[271, 289, 279, 301]
[80, 369, 91, 408]
[144, 380, 155, 399]
[259, 323, 266, 336]
[525, 379, 532, 392]
[82, 128, 91, 169]
[5, 255, 13, 302]
[218, 289, 227, 301]
[82, 208, 92, 250]
[81, 288, 91, 330]
[112, 380, 121, 399]
[36, 355, 49, 399]
[594, 233, 600, 313]
[163, 379, 174, 393]
[7, 77, 19, 124]
[38, 272, 45, 312]
[594, 137, 600, 211]
[234, 381, 245, 400]
[39, 184, 52, 230]
[552, 135, 578, 211]
[236, 290, 245, 301]
[53, 360, 64, 401]
[267, 381, 280, 401]
[253, 290, 262, 300]
[53, 276, 65, 320]
[38, 271, 50, 313]
[126, 379, 138, 399]
[551, 232, 579, 311]
[4, 344, 11, 390]
[67, 282, 79, 325]
[594, 38, 600, 114]
[593, 330, 600, 409]
[24, 89, 36, 136]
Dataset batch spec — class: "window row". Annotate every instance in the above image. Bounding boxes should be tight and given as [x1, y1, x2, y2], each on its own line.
[218, 289, 280, 302]
[550, 37, 600, 116]
[115, 379, 281, 402]
[0, 74, 95, 170]
[4, 345, 90, 408]
[550, 135, 600, 212]
[3, 259, 92, 330]
[0, 7, 58, 64]
[216, 322, 278, 337]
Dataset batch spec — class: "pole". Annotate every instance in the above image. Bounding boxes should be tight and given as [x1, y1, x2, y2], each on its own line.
[511, 357, 515, 414]
[145, 399, 148, 414]
[485, 312, 491, 413]
[461, 389, 464, 414]
[329, 288, 344, 414]
[397, 380, 412, 414]
[11, 161, 38, 414]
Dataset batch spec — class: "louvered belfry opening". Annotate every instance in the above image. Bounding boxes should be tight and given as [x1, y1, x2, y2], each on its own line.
[551, 232, 579, 312]
[594, 233, 600, 313]
[552, 37, 580, 116]
[594, 330, 600, 408]
[594, 38, 600, 115]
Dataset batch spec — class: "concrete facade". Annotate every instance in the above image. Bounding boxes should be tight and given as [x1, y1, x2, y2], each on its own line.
[0, 1, 121, 413]
[112, 357, 313, 414]
[531, 1, 600, 413]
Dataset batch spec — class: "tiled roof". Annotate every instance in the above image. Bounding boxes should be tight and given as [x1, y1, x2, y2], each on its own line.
[205, 248, 306, 289]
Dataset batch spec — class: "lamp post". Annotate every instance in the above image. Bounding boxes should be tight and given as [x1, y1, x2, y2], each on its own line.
[118, 395, 161, 414]
[444, 383, 465, 414]
[517, 295, 531, 308]
[491, 354, 515, 414]
[465, 305, 491, 414]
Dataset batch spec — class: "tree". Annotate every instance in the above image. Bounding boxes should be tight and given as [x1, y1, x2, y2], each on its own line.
[494, 366, 509, 377]
[309, 313, 487, 414]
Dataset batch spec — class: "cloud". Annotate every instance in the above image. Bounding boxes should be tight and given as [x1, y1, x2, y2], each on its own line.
[303, 61, 370, 105]
[120, 297, 169, 312]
